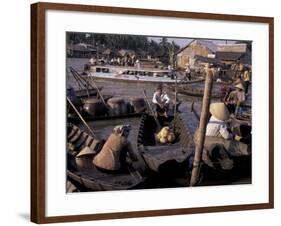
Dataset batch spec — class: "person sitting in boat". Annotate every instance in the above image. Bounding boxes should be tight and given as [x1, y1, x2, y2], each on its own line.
[201, 102, 250, 169]
[93, 124, 139, 173]
[152, 84, 170, 117]
[225, 83, 246, 115]
[206, 103, 232, 140]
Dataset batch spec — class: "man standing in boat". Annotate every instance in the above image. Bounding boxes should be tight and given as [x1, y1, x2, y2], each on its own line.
[242, 66, 251, 94]
[225, 83, 246, 116]
[93, 125, 139, 173]
[152, 84, 170, 117]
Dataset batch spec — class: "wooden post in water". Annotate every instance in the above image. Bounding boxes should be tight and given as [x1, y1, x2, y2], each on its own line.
[174, 72, 178, 118]
[190, 67, 213, 186]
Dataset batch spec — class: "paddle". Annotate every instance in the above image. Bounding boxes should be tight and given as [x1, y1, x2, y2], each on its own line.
[142, 89, 161, 130]
[67, 97, 97, 139]
[88, 76, 107, 108]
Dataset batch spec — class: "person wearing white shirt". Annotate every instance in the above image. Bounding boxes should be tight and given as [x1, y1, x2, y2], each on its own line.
[206, 116, 232, 139]
[203, 103, 250, 159]
[152, 84, 170, 117]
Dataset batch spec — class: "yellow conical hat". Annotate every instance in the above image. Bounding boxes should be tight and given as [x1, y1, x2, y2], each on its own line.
[235, 83, 245, 90]
[76, 146, 95, 158]
[210, 102, 230, 121]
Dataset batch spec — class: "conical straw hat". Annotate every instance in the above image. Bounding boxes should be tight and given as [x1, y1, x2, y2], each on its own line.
[210, 102, 230, 121]
[76, 146, 95, 158]
[235, 83, 245, 90]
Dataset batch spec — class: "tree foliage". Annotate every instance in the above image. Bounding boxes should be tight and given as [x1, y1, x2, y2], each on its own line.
[67, 32, 180, 62]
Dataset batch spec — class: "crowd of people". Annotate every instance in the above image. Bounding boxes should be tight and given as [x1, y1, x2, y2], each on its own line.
[89, 56, 142, 68]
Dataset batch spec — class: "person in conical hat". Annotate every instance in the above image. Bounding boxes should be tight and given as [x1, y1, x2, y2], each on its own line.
[201, 102, 250, 169]
[242, 66, 251, 94]
[209, 102, 230, 121]
[235, 83, 245, 90]
[225, 82, 246, 114]
[93, 124, 138, 172]
[206, 102, 231, 139]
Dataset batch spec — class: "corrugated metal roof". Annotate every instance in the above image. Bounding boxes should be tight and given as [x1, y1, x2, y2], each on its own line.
[217, 44, 247, 53]
[216, 51, 245, 61]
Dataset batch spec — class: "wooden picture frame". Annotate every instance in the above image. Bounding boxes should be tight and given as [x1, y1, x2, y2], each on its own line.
[31, 2, 274, 223]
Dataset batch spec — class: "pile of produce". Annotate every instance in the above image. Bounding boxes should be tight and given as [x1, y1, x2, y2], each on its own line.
[156, 127, 176, 144]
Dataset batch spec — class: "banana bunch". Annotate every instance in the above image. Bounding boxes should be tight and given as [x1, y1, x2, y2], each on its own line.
[157, 127, 176, 144]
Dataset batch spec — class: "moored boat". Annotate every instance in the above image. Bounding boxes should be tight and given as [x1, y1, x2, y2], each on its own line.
[84, 65, 205, 84]
[67, 96, 147, 122]
[164, 84, 224, 99]
[136, 113, 195, 173]
[67, 124, 146, 191]
[73, 87, 103, 99]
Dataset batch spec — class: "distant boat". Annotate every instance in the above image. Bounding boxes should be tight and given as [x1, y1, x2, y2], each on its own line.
[164, 84, 224, 98]
[84, 65, 204, 84]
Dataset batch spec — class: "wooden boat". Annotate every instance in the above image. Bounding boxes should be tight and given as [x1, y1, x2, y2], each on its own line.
[164, 84, 223, 98]
[67, 111, 144, 123]
[136, 113, 195, 173]
[74, 87, 103, 99]
[84, 65, 205, 84]
[67, 87, 107, 108]
[67, 124, 146, 191]
[214, 80, 233, 86]
[68, 94, 147, 122]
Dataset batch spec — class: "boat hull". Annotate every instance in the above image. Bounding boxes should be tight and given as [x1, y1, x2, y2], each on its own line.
[85, 72, 204, 84]
[137, 113, 195, 173]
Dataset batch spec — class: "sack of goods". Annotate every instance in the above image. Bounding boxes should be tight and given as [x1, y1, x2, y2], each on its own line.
[156, 127, 176, 144]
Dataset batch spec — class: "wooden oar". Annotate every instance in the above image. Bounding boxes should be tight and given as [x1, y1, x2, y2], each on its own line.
[142, 89, 161, 130]
[88, 76, 111, 115]
[67, 97, 97, 139]
[190, 102, 200, 121]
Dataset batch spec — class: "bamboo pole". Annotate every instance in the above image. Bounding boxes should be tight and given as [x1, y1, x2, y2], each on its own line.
[190, 67, 213, 186]
[142, 89, 161, 129]
[70, 67, 91, 93]
[67, 97, 97, 139]
[174, 72, 178, 118]
[88, 76, 107, 105]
